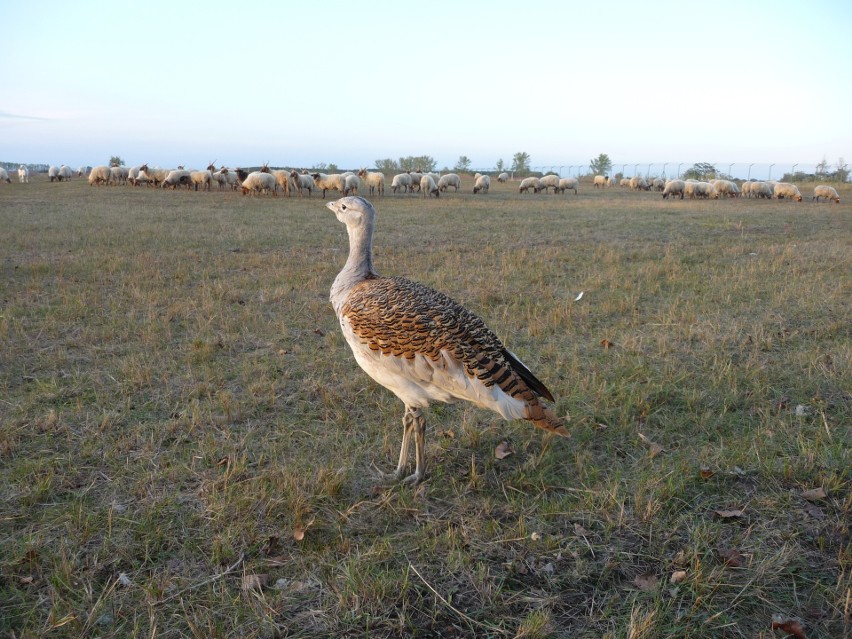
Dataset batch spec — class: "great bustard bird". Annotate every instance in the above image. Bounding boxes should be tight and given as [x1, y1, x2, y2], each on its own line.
[327, 196, 568, 484]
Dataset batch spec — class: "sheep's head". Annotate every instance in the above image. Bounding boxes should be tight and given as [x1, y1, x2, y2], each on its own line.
[290, 170, 298, 178]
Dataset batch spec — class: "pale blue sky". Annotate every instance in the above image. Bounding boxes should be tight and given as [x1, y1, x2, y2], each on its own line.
[2, 0, 850, 174]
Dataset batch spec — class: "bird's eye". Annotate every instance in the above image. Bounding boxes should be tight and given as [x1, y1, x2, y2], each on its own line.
[341, 204, 347, 210]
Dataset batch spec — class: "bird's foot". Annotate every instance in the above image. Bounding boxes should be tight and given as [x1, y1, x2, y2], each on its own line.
[401, 470, 424, 486]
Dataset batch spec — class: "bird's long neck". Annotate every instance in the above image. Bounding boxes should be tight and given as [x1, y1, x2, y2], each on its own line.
[331, 221, 378, 313]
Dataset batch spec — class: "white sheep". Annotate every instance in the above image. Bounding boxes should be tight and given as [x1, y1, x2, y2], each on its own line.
[812, 185, 840, 203]
[629, 176, 650, 191]
[76, 166, 87, 177]
[651, 178, 666, 192]
[661, 179, 685, 200]
[557, 177, 579, 195]
[437, 173, 461, 192]
[619, 177, 630, 188]
[407, 171, 423, 192]
[497, 172, 509, 183]
[290, 170, 314, 197]
[311, 172, 346, 198]
[18, 165, 29, 183]
[741, 181, 753, 198]
[714, 179, 740, 198]
[593, 175, 608, 188]
[109, 166, 129, 185]
[391, 173, 412, 194]
[271, 170, 293, 196]
[420, 174, 440, 198]
[518, 177, 542, 194]
[212, 168, 230, 191]
[473, 174, 491, 194]
[686, 181, 718, 199]
[161, 169, 193, 189]
[88, 166, 111, 186]
[48, 166, 60, 182]
[538, 174, 560, 194]
[138, 164, 168, 187]
[774, 182, 802, 201]
[357, 169, 386, 196]
[240, 171, 278, 196]
[190, 163, 217, 192]
[752, 182, 774, 199]
[0, 168, 10, 183]
[344, 174, 360, 196]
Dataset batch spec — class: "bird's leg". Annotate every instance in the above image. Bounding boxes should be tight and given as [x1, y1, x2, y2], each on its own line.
[401, 408, 426, 485]
[380, 406, 416, 482]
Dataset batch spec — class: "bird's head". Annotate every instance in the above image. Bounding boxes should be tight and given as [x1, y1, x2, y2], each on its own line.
[326, 196, 376, 230]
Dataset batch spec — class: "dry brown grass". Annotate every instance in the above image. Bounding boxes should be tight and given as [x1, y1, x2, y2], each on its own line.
[1, 174, 850, 637]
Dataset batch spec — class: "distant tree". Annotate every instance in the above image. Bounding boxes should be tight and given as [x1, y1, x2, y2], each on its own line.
[399, 155, 436, 172]
[835, 157, 849, 182]
[511, 152, 530, 174]
[495, 158, 505, 172]
[375, 158, 399, 173]
[815, 156, 830, 177]
[589, 153, 612, 176]
[313, 162, 328, 171]
[109, 155, 124, 167]
[682, 162, 717, 180]
[454, 155, 472, 172]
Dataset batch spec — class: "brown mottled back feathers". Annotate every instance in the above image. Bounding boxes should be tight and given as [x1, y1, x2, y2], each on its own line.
[341, 275, 567, 435]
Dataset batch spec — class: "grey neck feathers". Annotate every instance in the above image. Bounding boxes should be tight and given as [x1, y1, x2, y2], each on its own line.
[330, 220, 377, 313]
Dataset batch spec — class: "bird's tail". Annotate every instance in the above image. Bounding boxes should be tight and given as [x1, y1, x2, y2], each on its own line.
[525, 402, 570, 437]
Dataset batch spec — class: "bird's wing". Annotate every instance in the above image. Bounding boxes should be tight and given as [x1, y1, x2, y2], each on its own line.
[341, 276, 556, 404]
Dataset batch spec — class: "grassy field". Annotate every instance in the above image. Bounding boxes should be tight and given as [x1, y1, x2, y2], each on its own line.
[0, 176, 849, 638]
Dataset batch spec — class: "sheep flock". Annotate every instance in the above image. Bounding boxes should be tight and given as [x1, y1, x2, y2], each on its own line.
[3, 164, 843, 206]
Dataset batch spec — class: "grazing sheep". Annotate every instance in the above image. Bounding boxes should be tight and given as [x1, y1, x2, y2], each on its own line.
[109, 166, 129, 185]
[240, 171, 277, 196]
[57, 165, 72, 181]
[88, 166, 111, 186]
[519, 177, 542, 194]
[190, 163, 216, 192]
[812, 185, 840, 203]
[161, 169, 193, 189]
[741, 181, 753, 198]
[607, 177, 615, 187]
[357, 169, 386, 196]
[661, 179, 685, 200]
[344, 174, 361, 196]
[271, 170, 293, 196]
[391, 173, 412, 194]
[651, 178, 666, 192]
[0, 168, 10, 183]
[473, 174, 491, 194]
[629, 176, 650, 191]
[497, 172, 510, 183]
[538, 174, 560, 194]
[138, 164, 168, 187]
[127, 165, 143, 185]
[212, 168, 231, 191]
[774, 182, 802, 201]
[684, 180, 717, 199]
[593, 175, 608, 188]
[290, 170, 314, 197]
[557, 177, 579, 195]
[18, 165, 29, 183]
[48, 166, 60, 182]
[311, 172, 346, 198]
[619, 177, 630, 187]
[437, 173, 461, 192]
[76, 166, 86, 177]
[714, 179, 740, 198]
[420, 174, 440, 198]
[752, 182, 774, 199]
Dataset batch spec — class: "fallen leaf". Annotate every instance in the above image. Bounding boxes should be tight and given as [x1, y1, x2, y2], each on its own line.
[293, 517, 315, 542]
[439, 429, 455, 440]
[714, 509, 745, 520]
[771, 614, 807, 639]
[314, 328, 325, 337]
[801, 487, 826, 501]
[217, 455, 230, 467]
[574, 523, 590, 537]
[600, 338, 614, 350]
[699, 466, 715, 479]
[637, 432, 665, 458]
[19, 575, 34, 585]
[530, 532, 541, 541]
[717, 548, 744, 567]
[574, 291, 584, 301]
[670, 570, 687, 584]
[241, 573, 268, 591]
[633, 573, 659, 592]
[494, 440, 514, 460]
[803, 504, 825, 520]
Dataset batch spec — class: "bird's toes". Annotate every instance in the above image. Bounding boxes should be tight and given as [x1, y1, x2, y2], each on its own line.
[401, 471, 424, 486]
